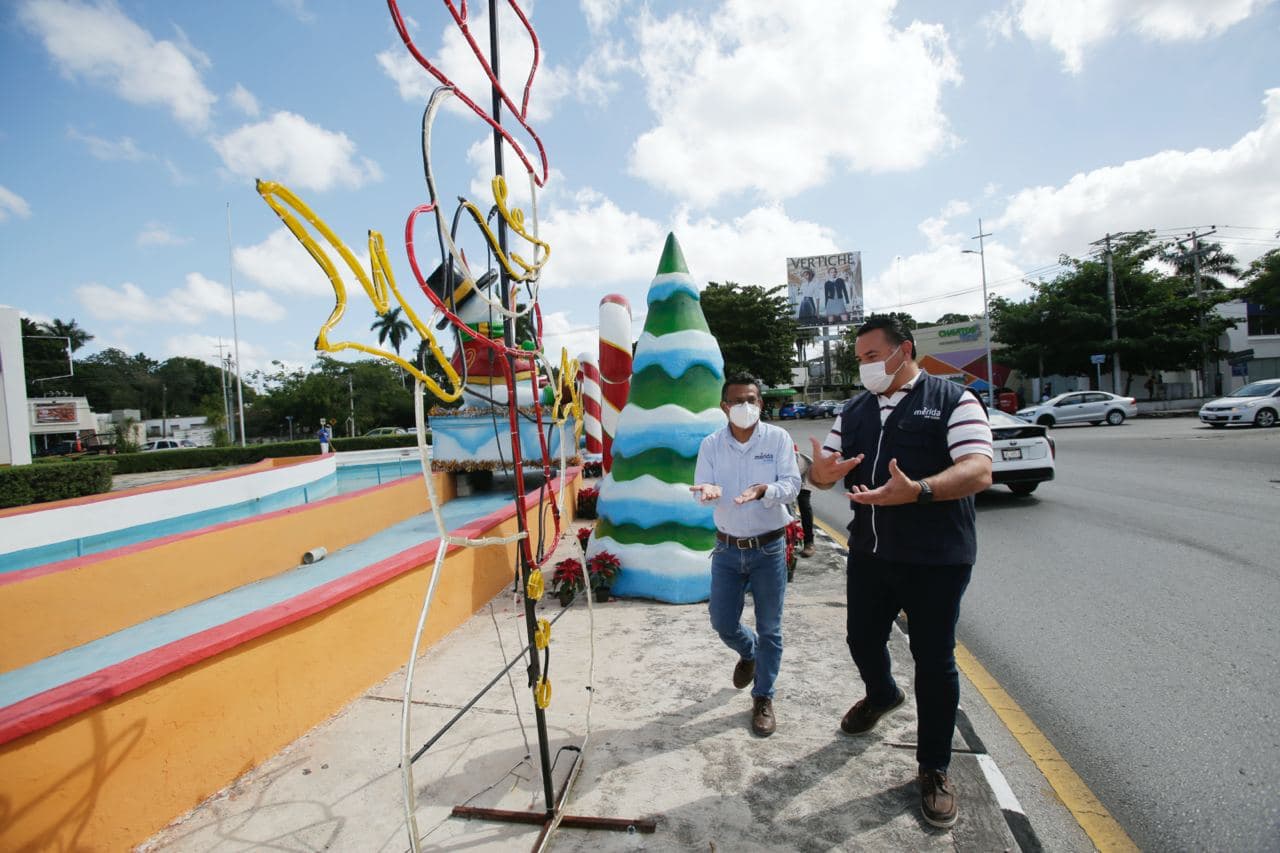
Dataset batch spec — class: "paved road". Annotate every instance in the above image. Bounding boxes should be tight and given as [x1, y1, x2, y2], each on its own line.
[781, 415, 1280, 851]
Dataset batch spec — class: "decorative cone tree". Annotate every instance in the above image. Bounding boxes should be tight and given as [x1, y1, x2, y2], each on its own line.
[586, 234, 726, 603]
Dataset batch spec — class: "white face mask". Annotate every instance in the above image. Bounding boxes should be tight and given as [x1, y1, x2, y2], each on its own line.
[859, 345, 903, 394]
[728, 402, 761, 429]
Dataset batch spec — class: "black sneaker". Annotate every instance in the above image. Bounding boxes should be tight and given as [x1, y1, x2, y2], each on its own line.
[919, 769, 957, 828]
[732, 657, 755, 689]
[839, 687, 906, 735]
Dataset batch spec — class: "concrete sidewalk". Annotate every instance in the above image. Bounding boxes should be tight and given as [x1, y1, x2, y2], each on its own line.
[141, 527, 1043, 852]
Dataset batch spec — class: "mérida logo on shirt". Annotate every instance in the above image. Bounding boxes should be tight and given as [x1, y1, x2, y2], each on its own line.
[912, 406, 942, 419]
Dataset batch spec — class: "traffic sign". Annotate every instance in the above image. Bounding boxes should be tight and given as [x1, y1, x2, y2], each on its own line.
[1090, 353, 1106, 365]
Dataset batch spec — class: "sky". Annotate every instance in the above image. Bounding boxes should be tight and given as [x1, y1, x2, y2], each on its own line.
[1, 0, 1278, 383]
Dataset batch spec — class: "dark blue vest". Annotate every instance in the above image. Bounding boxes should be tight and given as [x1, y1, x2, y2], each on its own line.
[840, 372, 977, 565]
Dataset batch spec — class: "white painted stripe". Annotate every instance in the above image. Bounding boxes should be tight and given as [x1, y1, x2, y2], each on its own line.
[0, 456, 337, 555]
[616, 402, 724, 431]
[635, 328, 717, 355]
[977, 753, 1025, 814]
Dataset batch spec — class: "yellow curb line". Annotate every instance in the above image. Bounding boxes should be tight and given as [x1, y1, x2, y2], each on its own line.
[812, 516, 1138, 853]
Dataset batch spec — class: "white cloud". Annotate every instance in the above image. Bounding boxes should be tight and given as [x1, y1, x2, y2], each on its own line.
[162, 332, 276, 373]
[19, 0, 217, 130]
[228, 83, 260, 117]
[0, 185, 32, 221]
[273, 0, 314, 24]
[628, 2, 961, 206]
[574, 39, 632, 105]
[375, 2, 570, 182]
[994, 88, 1280, 265]
[235, 226, 373, 298]
[67, 128, 147, 161]
[580, 0, 625, 34]
[539, 310, 603, 364]
[75, 274, 285, 325]
[137, 222, 189, 247]
[213, 112, 382, 191]
[990, 0, 1272, 73]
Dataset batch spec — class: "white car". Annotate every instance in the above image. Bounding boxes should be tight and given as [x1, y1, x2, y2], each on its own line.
[1016, 391, 1137, 427]
[988, 409, 1055, 495]
[1198, 379, 1280, 428]
[141, 438, 197, 452]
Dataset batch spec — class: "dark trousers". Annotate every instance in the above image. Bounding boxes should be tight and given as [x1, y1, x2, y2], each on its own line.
[846, 551, 972, 771]
[796, 488, 814, 544]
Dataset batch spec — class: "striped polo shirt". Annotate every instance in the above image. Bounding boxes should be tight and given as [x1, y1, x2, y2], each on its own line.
[821, 373, 993, 462]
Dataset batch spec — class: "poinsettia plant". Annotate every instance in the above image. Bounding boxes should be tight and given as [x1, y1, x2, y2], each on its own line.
[784, 520, 804, 580]
[575, 526, 592, 551]
[586, 550, 621, 592]
[576, 486, 599, 519]
[551, 558, 585, 607]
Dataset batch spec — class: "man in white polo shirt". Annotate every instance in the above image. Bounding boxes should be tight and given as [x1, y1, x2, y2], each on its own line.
[691, 374, 801, 737]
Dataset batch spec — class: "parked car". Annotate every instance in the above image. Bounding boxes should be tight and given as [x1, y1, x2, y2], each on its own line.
[778, 401, 811, 420]
[806, 399, 841, 419]
[141, 438, 197, 452]
[1015, 391, 1136, 427]
[364, 426, 407, 436]
[1198, 378, 1280, 428]
[988, 409, 1056, 495]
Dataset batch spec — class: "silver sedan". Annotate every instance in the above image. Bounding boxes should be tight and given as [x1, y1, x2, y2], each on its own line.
[1016, 391, 1137, 427]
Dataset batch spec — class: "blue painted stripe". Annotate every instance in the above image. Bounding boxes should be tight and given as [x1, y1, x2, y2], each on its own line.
[612, 423, 719, 459]
[609, 565, 710, 604]
[600, 497, 715, 529]
[647, 276, 700, 304]
[631, 347, 724, 378]
[0, 492, 513, 710]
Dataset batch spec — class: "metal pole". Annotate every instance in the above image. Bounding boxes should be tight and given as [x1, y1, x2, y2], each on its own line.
[1192, 233, 1208, 396]
[227, 203, 247, 446]
[216, 339, 231, 440]
[348, 372, 356, 437]
[487, 0, 556, 815]
[965, 220, 994, 406]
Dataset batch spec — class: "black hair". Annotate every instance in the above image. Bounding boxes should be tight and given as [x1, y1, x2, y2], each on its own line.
[721, 373, 762, 402]
[855, 315, 915, 349]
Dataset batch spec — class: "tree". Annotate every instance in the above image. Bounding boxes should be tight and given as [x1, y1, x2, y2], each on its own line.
[1160, 240, 1242, 291]
[43, 317, 94, 352]
[19, 317, 72, 391]
[1242, 248, 1280, 309]
[371, 307, 412, 355]
[700, 281, 799, 385]
[919, 312, 971, 328]
[990, 232, 1237, 392]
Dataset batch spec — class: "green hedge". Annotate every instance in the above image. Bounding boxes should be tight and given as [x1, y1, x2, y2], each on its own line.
[107, 433, 428, 475]
[0, 460, 116, 508]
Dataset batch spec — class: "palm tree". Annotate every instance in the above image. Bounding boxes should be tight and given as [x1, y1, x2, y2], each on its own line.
[1161, 241, 1242, 291]
[43, 317, 94, 352]
[370, 307, 411, 355]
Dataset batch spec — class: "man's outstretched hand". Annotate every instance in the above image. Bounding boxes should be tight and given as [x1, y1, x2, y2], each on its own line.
[846, 458, 920, 506]
[808, 437, 864, 487]
[690, 484, 722, 504]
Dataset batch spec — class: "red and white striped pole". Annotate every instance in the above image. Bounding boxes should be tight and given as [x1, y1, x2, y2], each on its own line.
[577, 352, 603, 456]
[598, 294, 632, 473]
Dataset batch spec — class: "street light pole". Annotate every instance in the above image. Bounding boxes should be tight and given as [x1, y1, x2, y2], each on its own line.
[963, 218, 995, 407]
[227, 203, 247, 446]
[286, 415, 294, 441]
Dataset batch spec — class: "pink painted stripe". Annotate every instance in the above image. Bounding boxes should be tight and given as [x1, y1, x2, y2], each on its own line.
[0, 468, 419, 589]
[0, 471, 578, 746]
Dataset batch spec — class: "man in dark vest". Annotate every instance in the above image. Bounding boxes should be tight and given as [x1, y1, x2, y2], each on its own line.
[808, 315, 992, 829]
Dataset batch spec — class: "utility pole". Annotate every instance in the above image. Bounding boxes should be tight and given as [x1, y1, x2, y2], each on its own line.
[1089, 233, 1125, 393]
[215, 339, 231, 440]
[962, 219, 995, 407]
[1176, 227, 1218, 397]
[348, 371, 356, 437]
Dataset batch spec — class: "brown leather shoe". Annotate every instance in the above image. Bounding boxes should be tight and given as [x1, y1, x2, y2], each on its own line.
[732, 657, 755, 689]
[919, 769, 957, 828]
[840, 687, 906, 734]
[799, 544, 815, 558]
[751, 696, 776, 736]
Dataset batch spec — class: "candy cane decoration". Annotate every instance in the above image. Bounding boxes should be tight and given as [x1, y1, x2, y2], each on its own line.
[578, 352, 603, 456]
[598, 294, 632, 473]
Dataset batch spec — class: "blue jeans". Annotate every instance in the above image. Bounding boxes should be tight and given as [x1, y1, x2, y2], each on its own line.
[709, 535, 788, 698]
[846, 551, 972, 772]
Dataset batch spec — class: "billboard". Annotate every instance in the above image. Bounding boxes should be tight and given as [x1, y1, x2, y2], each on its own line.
[33, 401, 78, 425]
[787, 252, 863, 329]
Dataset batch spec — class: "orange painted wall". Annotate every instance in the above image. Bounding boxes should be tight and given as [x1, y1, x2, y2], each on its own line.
[0, 474, 577, 853]
[0, 472, 455, 674]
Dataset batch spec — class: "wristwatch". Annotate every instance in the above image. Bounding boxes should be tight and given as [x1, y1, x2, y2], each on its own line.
[915, 479, 933, 503]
